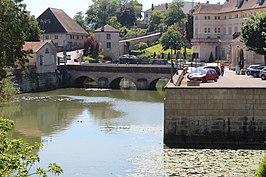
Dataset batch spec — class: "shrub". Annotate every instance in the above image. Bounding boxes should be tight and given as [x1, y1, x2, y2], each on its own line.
[255, 154, 266, 177]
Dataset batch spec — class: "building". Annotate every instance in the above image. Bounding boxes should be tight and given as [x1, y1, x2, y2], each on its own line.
[192, 0, 266, 70]
[144, 1, 198, 24]
[94, 25, 120, 61]
[37, 7, 88, 52]
[22, 41, 57, 73]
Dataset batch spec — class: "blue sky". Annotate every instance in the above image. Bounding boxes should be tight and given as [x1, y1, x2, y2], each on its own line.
[23, 0, 222, 18]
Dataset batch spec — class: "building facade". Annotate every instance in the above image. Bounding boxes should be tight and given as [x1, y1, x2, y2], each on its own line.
[192, 0, 266, 69]
[144, 1, 198, 24]
[22, 41, 57, 73]
[37, 8, 88, 52]
[94, 25, 120, 61]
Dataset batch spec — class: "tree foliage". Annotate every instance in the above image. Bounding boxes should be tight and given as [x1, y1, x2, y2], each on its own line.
[86, 0, 120, 29]
[117, 4, 136, 28]
[241, 11, 266, 65]
[160, 25, 186, 51]
[0, 0, 41, 70]
[148, 11, 165, 32]
[128, 0, 143, 19]
[164, 0, 185, 27]
[0, 117, 63, 176]
[73, 11, 87, 30]
[84, 36, 100, 59]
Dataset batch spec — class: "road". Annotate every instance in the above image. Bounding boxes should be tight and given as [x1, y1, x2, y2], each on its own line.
[181, 66, 266, 88]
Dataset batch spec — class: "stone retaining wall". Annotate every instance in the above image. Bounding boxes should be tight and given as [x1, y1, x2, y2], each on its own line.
[14, 71, 58, 93]
[164, 87, 266, 148]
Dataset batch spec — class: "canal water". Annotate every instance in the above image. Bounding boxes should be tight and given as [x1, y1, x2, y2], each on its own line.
[0, 88, 265, 177]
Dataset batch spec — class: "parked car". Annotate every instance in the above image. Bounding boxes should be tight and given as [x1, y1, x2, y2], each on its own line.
[259, 68, 266, 80]
[203, 66, 221, 77]
[187, 68, 219, 82]
[246, 65, 260, 75]
[250, 65, 266, 77]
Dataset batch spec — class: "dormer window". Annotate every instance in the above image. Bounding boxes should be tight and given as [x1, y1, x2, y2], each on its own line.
[258, 0, 265, 5]
[236, 0, 244, 8]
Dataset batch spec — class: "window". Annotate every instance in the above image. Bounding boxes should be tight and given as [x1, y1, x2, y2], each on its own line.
[107, 42, 111, 48]
[208, 16, 210, 20]
[55, 42, 58, 46]
[215, 28, 217, 33]
[55, 35, 58, 39]
[205, 16, 207, 20]
[218, 16, 220, 20]
[82, 36, 84, 40]
[40, 55, 43, 66]
[215, 16, 217, 20]
[77, 35, 79, 39]
[208, 28, 210, 33]
[218, 28, 220, 33]
[45, 48, 49, 54]
[106, 33, 111, 39]
[146, 14, 148, 18]
[204, 28, 207, 33]
[45, 35, 49, 40]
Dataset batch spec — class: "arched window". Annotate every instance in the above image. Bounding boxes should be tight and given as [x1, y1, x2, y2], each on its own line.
[45, 48, 49, 54]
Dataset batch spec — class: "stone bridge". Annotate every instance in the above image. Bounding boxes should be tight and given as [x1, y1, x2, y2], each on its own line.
[58, 64, 172, 90]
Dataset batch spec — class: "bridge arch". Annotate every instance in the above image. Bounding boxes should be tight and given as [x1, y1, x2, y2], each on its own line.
[109, 76, 137, 90]
[74, 76, 97, 88]
[149, 77, 168, 90]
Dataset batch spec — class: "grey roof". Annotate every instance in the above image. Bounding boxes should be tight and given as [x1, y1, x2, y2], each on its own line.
[94, 25, 120, 33]
[193, 0, 266, 14]
[37, 7, 88, 34]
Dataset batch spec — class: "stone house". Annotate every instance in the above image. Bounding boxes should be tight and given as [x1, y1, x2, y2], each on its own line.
[192, 0, 266, 69]
[144, 1, 198, 25]
[94, 25, 120, 61]
[37, 7, 88, 52]
[22, 41, 57, 73]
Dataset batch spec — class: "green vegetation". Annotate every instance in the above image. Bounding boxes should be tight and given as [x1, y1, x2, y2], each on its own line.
[143, 43, 193, 59]
[241, 11, 266, 65]
[255, 154, 266, 177]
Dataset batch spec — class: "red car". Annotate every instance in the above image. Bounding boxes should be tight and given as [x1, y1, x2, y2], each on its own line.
[187, 68, 219, 82]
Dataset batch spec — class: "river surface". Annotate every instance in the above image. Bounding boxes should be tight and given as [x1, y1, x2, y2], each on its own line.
[0, 88, 265, 177]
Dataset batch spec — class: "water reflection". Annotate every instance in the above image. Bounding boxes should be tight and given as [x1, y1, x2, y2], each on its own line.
[0, 88, 264, 177]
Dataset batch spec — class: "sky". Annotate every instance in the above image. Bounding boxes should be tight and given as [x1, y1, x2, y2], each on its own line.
[23, 0, 223, 18]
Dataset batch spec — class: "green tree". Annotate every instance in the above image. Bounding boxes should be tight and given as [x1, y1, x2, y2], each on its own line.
[117, 4, 136, 28]
[148, 11, 165, 32]
[129, 0, 143, 19]
[0, 117, 63, 176]
[0, 0, 41, 70]
[241, 11, 266, 65]
[73, 11, 87, 30]
[164, 0, 185, 27]
[108, 16, 122, 29]
[135, 42, 148, 50]
[160, 25, 186, 52]
[86, 0, 120, 29]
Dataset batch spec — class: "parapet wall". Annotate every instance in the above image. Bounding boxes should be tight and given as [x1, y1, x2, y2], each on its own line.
[164, 87, 266, 148]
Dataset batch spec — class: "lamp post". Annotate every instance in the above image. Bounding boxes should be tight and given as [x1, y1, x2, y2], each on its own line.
[217, 39, 221, 66]
[169, 38, 174, 83]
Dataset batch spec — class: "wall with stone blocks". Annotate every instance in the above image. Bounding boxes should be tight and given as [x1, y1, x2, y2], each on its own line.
[164, 87, 266, 148]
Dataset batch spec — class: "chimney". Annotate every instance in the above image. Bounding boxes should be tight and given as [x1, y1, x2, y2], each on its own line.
[101, 24, 104, 32]
[152, 4, 154, 11]
[165, 3, 168, 10]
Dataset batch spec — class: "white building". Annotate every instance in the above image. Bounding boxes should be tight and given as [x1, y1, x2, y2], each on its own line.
[22, 41, 57, 73]
[192, 0, 266, 69]
[94, 25, 120, 61]
[144, 1, 198, 24]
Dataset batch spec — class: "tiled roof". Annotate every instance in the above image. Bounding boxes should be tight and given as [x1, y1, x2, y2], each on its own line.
[94, 25, 119, 33]
[193, 4, 223, 14]
[37, 8, 88, 34]
[22, 41, 47, 52]
[193, 0, 266, 14]
[145, 3, 169, 13]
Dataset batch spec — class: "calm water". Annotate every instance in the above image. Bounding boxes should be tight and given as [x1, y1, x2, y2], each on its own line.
[0, 88, 265, 177]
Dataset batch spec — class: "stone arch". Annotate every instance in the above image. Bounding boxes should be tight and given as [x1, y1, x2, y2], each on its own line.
[149, 78, 166, 90]
[136, 78, 148, 90]
[109, 76, 137, 90]
[98, 77, 109, 88]
[74, 76, 97, 88]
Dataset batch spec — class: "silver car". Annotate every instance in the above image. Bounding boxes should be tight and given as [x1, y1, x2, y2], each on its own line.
[259, 68, 266, 80]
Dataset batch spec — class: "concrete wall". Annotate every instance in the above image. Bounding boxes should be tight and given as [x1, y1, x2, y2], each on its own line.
[164, 87, 266, 148]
